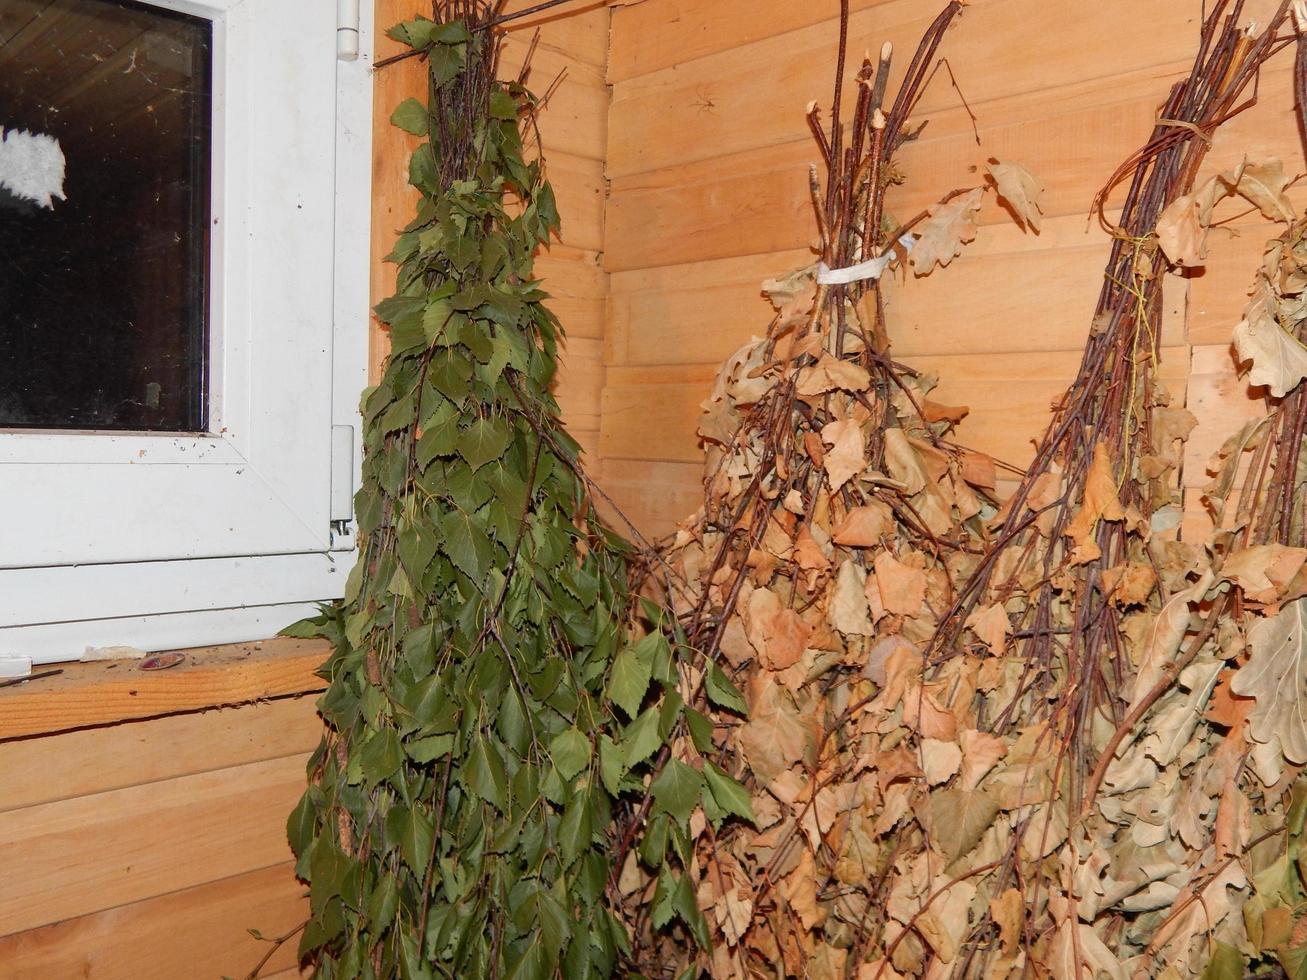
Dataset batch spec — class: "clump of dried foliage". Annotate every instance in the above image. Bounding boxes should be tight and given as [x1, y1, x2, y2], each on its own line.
[618, 2, 1307, 978]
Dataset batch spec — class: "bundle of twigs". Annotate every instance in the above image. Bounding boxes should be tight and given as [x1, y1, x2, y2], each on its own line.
[617, 4, 1052, 975]
[929, 0, 1294, 807]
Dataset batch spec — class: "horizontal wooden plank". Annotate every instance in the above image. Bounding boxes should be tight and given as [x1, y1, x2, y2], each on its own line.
[0, 696, 322, 814]
[501, 36, 608, 162]
[605, 76, 1175, 271]
[599, 348, 1190, 471]
[0, 864, 307, 980]
[596, 460, 706, 542]
[500, 0, 610, 69]
[607, 0, 1205, 177]
[0, 755, 309, 937]
[0, 639, 329, 741]
[554, 337, 605, 432]
[608, 0, 891, 83]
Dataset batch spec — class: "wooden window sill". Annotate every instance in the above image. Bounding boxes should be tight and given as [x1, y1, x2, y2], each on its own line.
[0, 637, 331, 741]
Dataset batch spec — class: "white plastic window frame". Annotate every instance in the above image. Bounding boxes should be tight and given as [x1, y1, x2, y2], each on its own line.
[0, 0, 374, 665]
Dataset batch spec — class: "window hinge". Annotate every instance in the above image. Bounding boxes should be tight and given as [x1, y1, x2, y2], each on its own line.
[337, 0, 361, 61]
[330, 424, 356, 549]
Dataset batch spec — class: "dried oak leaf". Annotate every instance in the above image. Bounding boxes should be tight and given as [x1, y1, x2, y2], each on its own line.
[1231, 598, 1307, 763]
[1101, 561, 1157, 608]
[1234, 281, 1307, 398]
[1222, 544, 1307, 605]
[796, 354, 871, 397]
[910, 187, 983, 276]
[986, 159, 1045, 231]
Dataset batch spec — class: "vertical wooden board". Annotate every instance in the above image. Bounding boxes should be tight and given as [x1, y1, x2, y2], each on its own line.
[0, 864, 307, 980]
[0, 696, 322, 814]
[0, 754, 309, 936]
[370, 0, 427, 381]
[1183, 344, 1265, 489]
[1186, 222, 1270, 347]
[607, 0, 1200, 177]
[534, 152, 606, 252]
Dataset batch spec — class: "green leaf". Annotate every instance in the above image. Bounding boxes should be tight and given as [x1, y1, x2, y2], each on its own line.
[703, 762, 755, 825]
[559, 790, 593, 867]
[1201, 943, 1245, 980]
[368, 874, 401, 931]
[391, 97, 429, 136]
[489, 90, 518, 120]
[458, 416, 513, 471]
[607, 632, 660, 718]
[621, 706, 661, 768]
[440, 509, 494, 582]
[359, 728, 404, 787]
[550, 727, 591, 781]
[598, 735, 625, 795]
[650, 759, 702, 826]
[706, 662, 748, 715]
[467, 737, 509, 810]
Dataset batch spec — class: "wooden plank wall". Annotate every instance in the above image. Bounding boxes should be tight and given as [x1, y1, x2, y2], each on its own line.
[598, 0, 1304, 539]
[0, 697, 322, 979]
[0, 4, 611, 976]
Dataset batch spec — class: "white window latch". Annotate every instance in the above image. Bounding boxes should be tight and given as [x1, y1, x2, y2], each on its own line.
[337, 0, 360, 61]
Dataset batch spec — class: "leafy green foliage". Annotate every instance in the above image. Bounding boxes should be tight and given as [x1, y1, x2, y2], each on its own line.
[282, 11, 750, 978]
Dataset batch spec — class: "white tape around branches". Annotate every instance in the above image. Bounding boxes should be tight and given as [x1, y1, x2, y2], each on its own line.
[816, 234, 915, 286]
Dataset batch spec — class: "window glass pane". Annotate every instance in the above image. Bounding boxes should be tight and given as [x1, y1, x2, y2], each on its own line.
[0, 0, 211, 432]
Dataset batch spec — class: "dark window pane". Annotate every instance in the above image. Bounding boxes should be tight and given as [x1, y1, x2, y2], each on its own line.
[0, 0, 211, 432]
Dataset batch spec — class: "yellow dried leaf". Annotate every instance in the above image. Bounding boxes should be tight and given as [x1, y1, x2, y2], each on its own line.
[874, 552, 927, 616]
[883, 427, 928, 495]
[832, 502, 894, 546]
[820, 418, 866, 491]
[965, 603, 1010, 655]
[987, 159, 1046, 231]
[828, 560, 873, 636]
[1063, 444, 1125, 556]
[921, 738, 962, 785]
[959, 729, 1007, 792]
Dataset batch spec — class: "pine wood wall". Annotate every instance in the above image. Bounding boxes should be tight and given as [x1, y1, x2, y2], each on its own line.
[597, 0, 1307, 540]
